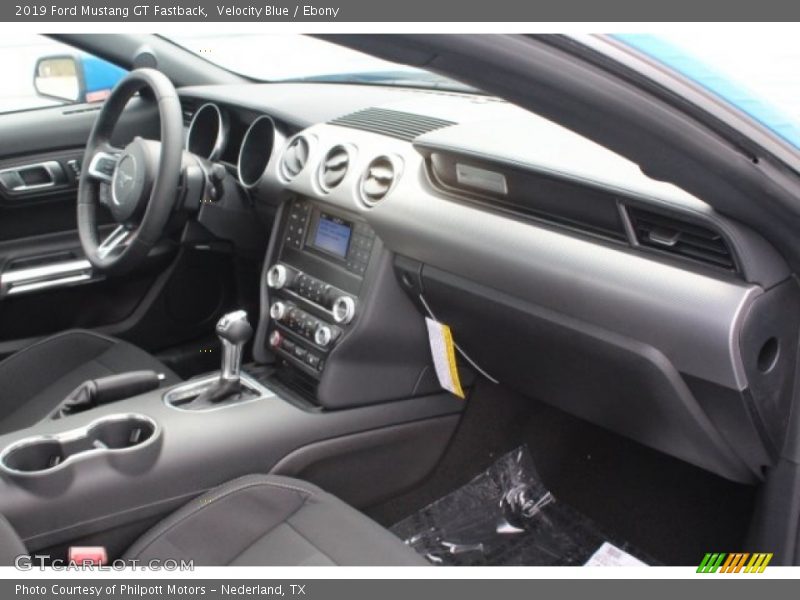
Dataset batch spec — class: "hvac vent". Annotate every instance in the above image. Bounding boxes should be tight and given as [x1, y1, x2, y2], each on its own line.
[280, 135, 310, 180]
[180, 97, 200, 127]
[330, 108, 455, 141]
[360, 156, 399, 206]
[318, 145, 350, 191]
[627, 207, 737, 271]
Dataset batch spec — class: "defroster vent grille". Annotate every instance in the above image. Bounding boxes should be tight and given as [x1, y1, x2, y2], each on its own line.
[330, 108, 456, 141]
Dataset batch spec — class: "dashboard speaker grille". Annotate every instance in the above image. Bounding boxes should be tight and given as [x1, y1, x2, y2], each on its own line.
[330, 108, 455, 141]
[627, 207, 737, 271]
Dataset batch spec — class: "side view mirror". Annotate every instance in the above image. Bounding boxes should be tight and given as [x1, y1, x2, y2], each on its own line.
[34, 55, 81, 103]
[34, 54, 127, 104]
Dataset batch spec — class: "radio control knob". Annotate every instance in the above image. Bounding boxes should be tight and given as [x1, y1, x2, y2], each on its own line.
[268, 330, 283, 348]
[269, 301, 287, 321]
[267, 264, 289, 289]
[332, 296, 356, 324]
[314, 325, 333, 348]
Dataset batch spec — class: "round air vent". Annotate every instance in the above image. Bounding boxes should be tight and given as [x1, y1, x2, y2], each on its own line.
[317, 145, 351, 191]
[280, 135, 310, 180]
[360, 156, 400, 206]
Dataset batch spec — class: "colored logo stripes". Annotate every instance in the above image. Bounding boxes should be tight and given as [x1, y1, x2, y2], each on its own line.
[697, 552, 773, 573]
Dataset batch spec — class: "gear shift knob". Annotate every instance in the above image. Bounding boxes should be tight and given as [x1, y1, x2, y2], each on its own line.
[216, 310, 253, 383]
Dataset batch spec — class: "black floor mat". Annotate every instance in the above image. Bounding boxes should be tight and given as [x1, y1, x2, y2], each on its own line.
[367, 380, 757, 565]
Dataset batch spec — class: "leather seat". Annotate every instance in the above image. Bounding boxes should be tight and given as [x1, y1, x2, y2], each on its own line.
[0, 329, 179, 435]
[1, 475, 427, 566]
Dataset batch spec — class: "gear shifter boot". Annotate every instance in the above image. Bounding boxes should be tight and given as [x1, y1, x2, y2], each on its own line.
[174, 378, 259, 410]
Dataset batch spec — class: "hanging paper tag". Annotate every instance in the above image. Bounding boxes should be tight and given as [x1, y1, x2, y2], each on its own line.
[425, 317, 465, 399]
[584, 542, 647, 566]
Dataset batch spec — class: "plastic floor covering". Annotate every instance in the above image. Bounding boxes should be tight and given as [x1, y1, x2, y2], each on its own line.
[391, 446, 653, 566]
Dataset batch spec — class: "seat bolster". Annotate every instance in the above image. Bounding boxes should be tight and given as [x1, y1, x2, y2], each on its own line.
[0, 514, 26, 566]
[125, 475, 428, 566]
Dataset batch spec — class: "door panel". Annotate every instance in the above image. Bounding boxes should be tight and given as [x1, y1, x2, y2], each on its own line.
[0, 148, 96, 241]
[0, 268, 154, 342]
[0, 100, 158, 161]
[0, 96, 186, 354]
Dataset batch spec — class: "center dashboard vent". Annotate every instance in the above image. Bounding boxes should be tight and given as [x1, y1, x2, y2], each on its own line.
[330, 108, 456, 141]
[627, 207, 737, 271]
[361, 156, 398, 205]
[280, 135, 310, 180]
[318, 145, 350, 190]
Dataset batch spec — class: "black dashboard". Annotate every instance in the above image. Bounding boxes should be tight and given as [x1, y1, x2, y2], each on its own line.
[176, 81, 799, 486]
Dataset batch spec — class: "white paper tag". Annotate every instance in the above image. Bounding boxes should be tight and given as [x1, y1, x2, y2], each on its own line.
[584, 542, 647, 567]
[425, 317, 465, 399]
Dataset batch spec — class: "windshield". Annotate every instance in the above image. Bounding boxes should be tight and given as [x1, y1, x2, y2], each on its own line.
[161, 34, 477, 93]
[615, 33, 800, 150]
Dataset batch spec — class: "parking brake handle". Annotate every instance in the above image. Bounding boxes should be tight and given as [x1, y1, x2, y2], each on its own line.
[57, 370, 162, 418]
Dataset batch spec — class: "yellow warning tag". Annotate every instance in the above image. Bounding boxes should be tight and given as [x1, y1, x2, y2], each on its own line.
[425, 317, 465, 399]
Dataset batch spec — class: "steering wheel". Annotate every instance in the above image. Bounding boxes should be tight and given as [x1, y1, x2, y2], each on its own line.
[78, 69, 183, 274]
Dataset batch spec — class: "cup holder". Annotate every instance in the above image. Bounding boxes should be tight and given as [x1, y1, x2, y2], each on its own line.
[0, 414, 158, 476]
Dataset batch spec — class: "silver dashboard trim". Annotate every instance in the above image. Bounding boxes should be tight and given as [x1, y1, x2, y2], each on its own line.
[86, 151, 119, 184]
[269, 122, 761, 391]
[0, 259, 94, 298]
[277, 133, 316, 183]
[358, 153, 404, 208]
[187, 102, 227, 161]
[0, 161, 65, 192]
[97, 225, 131, 260]
[237, 115, 283, 189]
[316, 143, 357, 194]
[163, 372, 276, 413]
[0, 413, 160, 478]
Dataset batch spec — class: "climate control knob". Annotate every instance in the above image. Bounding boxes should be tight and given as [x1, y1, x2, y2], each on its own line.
[268, 330, 283, 348]
[332, 296, 356, 324]
[269, 301, 288, 321]
[266, 264, 289, 289]
[314, 325, 333, 348]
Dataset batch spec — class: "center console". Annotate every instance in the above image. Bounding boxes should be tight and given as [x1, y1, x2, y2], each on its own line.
[256, 197, 440, 409]
[263, 197, 377, 380]
[0, 299, 461, 554]
[0, 372, 462, 554]
[0, 196, 462, 559]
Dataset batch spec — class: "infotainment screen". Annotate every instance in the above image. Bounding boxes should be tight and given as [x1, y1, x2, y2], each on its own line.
[311, 213, 352, 259]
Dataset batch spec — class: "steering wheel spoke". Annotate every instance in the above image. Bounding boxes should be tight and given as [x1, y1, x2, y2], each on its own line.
[97, 225, 132, 260]
[79, 69, 182, 274]
[86, 144, 122, 183]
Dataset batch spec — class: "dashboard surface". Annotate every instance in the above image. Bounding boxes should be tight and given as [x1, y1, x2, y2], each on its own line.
[177, 81, 797, 484]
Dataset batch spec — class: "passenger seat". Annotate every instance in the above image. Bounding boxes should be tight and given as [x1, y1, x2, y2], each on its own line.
[0, 475, 427, 566]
